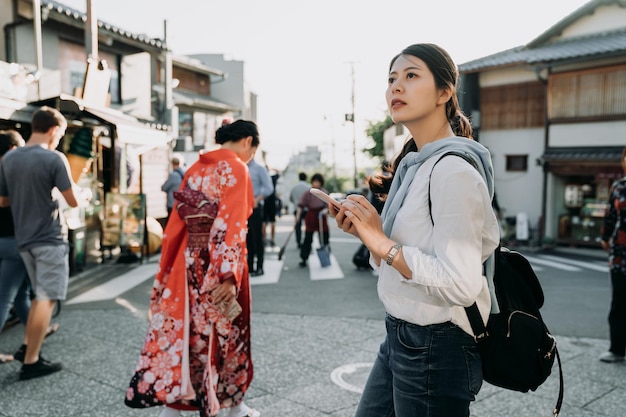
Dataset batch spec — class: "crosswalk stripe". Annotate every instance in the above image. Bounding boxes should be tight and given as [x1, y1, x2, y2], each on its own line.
[249, 259, 282, 285]
[537, 254, 609, 273]
[308, 233, 344, 280]
[524, 255, 582, 271]
[309, 252, 344, 280]
[66, 263, 158, 305]
[330, 237, 361, 244]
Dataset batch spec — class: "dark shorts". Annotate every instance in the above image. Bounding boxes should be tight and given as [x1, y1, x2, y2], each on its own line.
[264, 196, 277, 223]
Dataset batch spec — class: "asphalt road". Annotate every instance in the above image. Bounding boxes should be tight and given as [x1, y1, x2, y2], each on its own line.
[63, 213, 611, 341]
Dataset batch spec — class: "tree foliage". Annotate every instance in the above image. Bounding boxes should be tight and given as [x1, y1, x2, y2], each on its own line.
[363, 114, 393, 160]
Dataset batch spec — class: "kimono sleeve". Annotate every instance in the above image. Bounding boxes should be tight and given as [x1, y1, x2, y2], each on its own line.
[208, 159, 254, 287]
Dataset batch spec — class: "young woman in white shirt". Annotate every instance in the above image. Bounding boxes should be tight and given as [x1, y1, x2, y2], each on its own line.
[332, 43, 500, 417]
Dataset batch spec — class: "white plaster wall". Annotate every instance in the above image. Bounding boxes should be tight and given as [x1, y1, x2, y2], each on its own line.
[557, 5, 626, 40]
[479, 68, 539, 87]
[549, 120, 626, 147]
[479, 128, 545, 230]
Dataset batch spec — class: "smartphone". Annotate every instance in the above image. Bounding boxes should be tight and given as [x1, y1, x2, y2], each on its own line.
[309, 188, 342, 210]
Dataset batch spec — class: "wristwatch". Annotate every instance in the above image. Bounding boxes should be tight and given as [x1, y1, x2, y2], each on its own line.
[385, 243, 402, 265]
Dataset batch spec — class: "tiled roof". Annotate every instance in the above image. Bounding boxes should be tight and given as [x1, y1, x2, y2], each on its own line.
[542, 146, 624, 162]
[173, 90, 237, 112]
[459, 0, 626, 73]
[459, 29, 626, 73]
[42, 0, 166, 50]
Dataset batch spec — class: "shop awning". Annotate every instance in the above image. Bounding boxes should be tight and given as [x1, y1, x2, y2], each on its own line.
[30, 94, 172, 153]
[542, 147, 624, 164]
[0, 97, 38, 123]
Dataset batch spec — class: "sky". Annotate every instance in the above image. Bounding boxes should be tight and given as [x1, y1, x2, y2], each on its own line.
[59, 0, 591, 171]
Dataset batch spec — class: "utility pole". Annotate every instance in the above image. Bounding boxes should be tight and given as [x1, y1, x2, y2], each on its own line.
[346, 62, 358, 189]
[32, 0, 43, 99]
[163, 19, 174, 128]
[324, 115, 339, 191]
[85, 0, 98, 60]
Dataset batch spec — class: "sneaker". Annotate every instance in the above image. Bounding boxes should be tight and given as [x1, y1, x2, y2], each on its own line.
[599, 351, 625, 363]
[19, 358, 63, 380]
[250, 269, 264, 277]
[13, 344, 26, 363]
[228, 401, 261, 417]
[299, 260, 307, 267]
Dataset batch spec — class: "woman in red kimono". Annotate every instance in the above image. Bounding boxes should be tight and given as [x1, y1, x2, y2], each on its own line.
[125, 120, 261, 417]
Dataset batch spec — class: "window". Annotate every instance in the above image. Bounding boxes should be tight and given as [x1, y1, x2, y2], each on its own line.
[549, 64, 626, 120]
[480, 82, 545, 130]
[506, 155, 528, 172]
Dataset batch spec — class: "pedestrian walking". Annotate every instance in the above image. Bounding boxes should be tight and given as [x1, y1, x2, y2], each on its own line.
[246, 153, 273, 277]
[331, 43, 500, 416]
[599, 146, 626, 363]
[296, 173, 330, 267]
[161, 153, 186, 224]
[262, 167, 280, 247]
[289, 172, 310, 248]
[0, 130, 30, 364]
[125, 119, 261, 417]
[0, 107, 78, 379]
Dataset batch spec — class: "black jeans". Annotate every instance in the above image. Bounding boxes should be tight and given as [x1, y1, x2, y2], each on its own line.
[300, 230, 329, 262]
[247, 206, 264, 271]
[609, 268, 626, 356]
[294, 209, 305, 246]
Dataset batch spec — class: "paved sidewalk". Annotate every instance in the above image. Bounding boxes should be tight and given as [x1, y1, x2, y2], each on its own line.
[0, 305, 624, 417]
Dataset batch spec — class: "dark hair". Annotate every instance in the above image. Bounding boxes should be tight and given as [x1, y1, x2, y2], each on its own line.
[369, 43, 473, 197]
[0, 129, 25, 157]
[31, 106, 66, 134]
[311, 173, 324, 187]
[215, 119, 260, 147]
[298, 172, 307, 181]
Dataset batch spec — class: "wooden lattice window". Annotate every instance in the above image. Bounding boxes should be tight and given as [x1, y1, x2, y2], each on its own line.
[549, 64, 626, 120]
[479, 81, 545, 130]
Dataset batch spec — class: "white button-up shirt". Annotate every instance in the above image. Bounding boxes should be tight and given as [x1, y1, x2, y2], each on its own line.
[376, 154, 500, 336]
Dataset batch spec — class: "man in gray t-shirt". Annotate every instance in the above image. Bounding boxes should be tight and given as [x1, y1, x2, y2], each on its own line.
[0, 106, 78, 380]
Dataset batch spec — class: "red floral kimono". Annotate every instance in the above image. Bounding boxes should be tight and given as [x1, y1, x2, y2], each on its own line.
[125, 149, 254, 417]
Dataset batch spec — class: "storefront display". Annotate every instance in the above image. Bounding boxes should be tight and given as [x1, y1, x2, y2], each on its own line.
[560, 200, 607, 244]
[557, 187, 610, 246]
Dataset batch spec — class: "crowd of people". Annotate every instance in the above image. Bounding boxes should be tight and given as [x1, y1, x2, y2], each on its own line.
[1, 42, 625, 417]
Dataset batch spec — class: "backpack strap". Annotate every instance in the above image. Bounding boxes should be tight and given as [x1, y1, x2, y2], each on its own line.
[427, 151, 479, 225]
[173, 168, 185, 180]
[554, 347, 564, 416]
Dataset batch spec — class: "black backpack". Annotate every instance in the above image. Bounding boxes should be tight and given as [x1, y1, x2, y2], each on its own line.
[428, 151, 564, 416]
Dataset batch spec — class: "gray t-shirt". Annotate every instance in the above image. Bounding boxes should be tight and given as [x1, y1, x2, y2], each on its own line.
[0, 146, 72, 250]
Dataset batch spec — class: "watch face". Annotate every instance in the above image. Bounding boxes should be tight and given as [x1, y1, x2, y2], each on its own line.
[386, 244, 400, 265]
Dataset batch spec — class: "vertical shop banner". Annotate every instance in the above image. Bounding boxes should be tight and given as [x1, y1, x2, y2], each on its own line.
[103, 193, 146, 250]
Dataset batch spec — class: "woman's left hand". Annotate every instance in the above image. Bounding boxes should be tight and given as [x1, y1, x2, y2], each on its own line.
[211, 276, 237, 305]
[338, 194, 385, 249]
